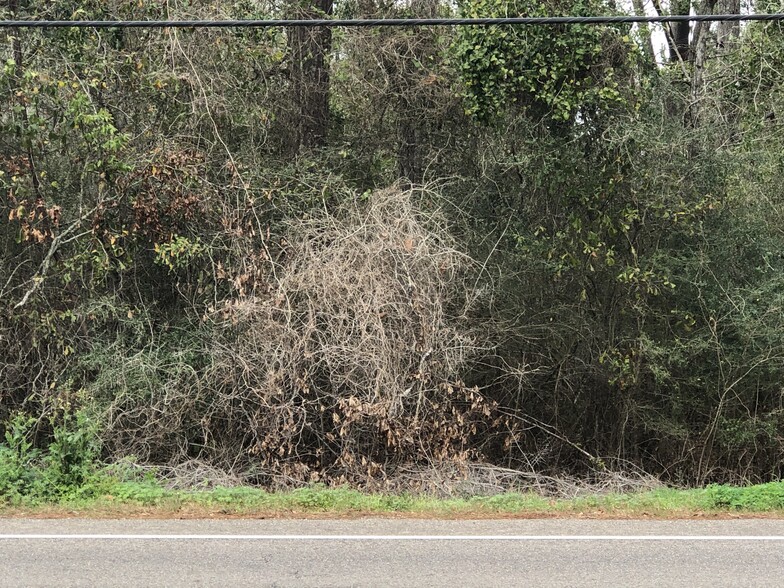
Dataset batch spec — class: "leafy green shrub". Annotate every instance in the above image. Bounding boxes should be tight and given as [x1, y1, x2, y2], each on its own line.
[704, 482, 784, 511]
[111, 481, 171, 506]
[0, 409, 104, 503]
[454, 0, 635, 123]
[40, 410, 103, 499]
[0, 414, 42, 502]
[291, 486, 342, 510]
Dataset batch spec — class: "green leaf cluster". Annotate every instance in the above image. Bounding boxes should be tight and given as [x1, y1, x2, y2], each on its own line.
[453, 0, 635, 123]
[0, 409, 103, 504]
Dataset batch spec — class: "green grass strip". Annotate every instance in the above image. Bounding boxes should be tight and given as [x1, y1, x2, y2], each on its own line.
[3, 478, 784, 517]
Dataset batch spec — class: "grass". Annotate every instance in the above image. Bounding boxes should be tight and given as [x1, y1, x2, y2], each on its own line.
[2, 478, 784, 519]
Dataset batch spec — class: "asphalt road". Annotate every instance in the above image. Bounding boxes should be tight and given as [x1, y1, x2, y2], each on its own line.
[1, 518, 783, 587]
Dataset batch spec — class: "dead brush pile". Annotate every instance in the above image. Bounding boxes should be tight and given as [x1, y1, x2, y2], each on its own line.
[103, 188, 519, 486]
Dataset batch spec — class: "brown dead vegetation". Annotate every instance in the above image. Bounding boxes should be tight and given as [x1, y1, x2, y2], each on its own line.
[102, 188, 520, 486]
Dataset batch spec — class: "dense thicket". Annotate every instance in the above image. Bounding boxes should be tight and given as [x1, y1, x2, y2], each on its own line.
[2, 0, 784, 489]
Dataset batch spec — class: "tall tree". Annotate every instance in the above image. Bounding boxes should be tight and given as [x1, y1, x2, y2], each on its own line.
[716, 0, 741, 50]
[669, 0, 692, 61]
[287, 0, 334, 152]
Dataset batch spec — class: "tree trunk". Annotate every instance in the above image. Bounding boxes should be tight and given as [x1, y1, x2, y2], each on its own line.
[650, 0, 690, 63]
[716, 0, 741, 51]
[287, 0, 334, 152]
[689, 0, 719, 126]
[669, 0, 692, 62]
[7, 0, 41, 197]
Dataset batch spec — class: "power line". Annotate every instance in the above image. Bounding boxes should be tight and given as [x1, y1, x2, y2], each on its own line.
[0, 14, 783, 28]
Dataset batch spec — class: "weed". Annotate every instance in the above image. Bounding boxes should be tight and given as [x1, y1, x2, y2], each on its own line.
[704, 482, 784, 511]
[0, 409, 105, 504]
[0, 414, 42, 502]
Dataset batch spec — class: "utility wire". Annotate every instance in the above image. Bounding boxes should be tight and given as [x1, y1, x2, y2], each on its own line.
[0, 14, 783, 28]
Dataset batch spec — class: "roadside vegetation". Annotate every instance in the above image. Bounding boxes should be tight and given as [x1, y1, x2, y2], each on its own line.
[3, 439, 784, 516]
[3, 0, 784, 505]
[3, 473, 784, 517]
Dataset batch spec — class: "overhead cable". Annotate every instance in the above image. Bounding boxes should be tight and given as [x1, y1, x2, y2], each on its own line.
[0, 14, 783, 28]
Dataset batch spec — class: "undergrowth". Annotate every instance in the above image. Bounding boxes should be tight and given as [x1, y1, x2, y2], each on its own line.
[2, 406, 783, 514]
[2, 459, 784, 515]
[0, 410, 107, 504]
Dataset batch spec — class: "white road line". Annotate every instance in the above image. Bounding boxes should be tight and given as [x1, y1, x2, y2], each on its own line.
[0, 534, 784, 541]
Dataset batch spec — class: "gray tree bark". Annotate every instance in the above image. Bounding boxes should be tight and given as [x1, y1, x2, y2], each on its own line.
[288, 0, 334, 152]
